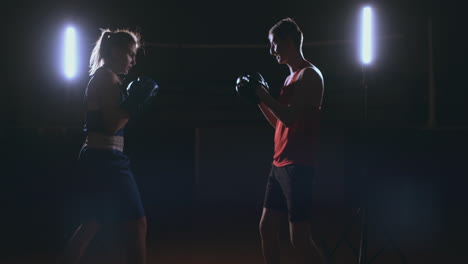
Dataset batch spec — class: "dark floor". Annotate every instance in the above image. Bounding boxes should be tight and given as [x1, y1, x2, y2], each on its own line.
[0, 203, 451, 264]
[1, 125, 466, 264]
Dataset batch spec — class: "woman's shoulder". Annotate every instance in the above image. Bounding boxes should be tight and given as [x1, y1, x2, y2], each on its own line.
[92, 67, 118, 81]
[87, 67, 121, 95]
[90, 67, 121, 87]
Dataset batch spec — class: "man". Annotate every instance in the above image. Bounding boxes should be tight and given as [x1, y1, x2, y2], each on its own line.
[256, 18, 325, 264]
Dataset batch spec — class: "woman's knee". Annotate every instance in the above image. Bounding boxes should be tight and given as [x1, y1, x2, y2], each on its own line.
[136, 217, 147, 232]
[80, 220, 100, 235]
[127, 216, 147, 234]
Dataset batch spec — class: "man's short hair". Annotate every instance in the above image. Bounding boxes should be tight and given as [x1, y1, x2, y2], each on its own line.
[269, 18, 303, 48]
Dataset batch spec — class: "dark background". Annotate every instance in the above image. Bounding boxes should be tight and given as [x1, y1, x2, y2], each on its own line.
[1, 0, 466, 263]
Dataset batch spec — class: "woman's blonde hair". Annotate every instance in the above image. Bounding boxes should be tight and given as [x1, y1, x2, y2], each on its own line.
[89, 28, 141, 75]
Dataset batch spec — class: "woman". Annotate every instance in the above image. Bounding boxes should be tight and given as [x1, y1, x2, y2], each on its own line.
[60, 29, 147, 264]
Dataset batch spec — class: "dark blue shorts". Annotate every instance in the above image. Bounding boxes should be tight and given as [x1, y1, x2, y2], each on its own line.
[263, 164, 315, 222]
[75, 146, 145, 222]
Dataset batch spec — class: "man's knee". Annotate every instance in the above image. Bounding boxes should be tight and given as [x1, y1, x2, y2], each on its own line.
[290, 232, 310, 249]
[289, 221, 311, 248]
[259, 217, 275, 239]
[259, 209, 283, 239]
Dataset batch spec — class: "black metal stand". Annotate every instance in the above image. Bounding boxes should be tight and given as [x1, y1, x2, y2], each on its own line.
[325, 66, 408, 264]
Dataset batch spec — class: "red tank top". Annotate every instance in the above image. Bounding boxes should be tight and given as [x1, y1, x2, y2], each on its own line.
[273, 66, 321, 168]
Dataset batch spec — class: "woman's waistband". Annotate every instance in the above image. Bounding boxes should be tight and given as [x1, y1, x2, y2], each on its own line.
[85, 132, 124, 152]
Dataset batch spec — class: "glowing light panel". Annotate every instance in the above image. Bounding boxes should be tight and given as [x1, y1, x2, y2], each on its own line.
[64, 26, 78, 79]
[361, 7, 373, 64]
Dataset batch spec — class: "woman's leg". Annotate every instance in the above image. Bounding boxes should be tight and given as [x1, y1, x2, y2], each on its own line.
[59, 220, 99, 264]
[123, 216, 147, 264]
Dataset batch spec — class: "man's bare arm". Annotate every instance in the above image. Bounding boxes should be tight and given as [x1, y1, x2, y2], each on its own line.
[258, 102, 278, 128]
[256, 68, 323, 127]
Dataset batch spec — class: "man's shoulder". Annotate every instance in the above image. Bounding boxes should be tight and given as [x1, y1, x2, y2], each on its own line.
[301, 66, 323, 82]
[293, 67, 323, 91]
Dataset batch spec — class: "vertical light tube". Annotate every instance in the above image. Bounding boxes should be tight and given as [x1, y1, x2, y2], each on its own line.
[361, 7, 373, 64]
[64, 26, 77, 79]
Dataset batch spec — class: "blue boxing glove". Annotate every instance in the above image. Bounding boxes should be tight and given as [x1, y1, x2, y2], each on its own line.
[121, 77, 159, 117]
[235, 72, 269, 104]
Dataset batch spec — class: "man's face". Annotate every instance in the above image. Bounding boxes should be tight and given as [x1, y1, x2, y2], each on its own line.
[269, 33, 292, 64]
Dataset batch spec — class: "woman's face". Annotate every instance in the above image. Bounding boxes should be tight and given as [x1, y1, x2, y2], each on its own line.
[112, 43, 137, 75]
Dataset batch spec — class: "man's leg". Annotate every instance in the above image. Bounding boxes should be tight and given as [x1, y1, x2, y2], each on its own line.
[259, 208, 286, 264]
[289, 220, 327, 264]
[280, 165, 327, 264]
